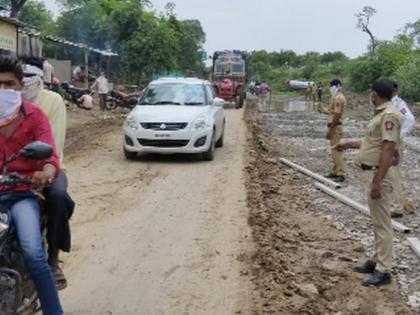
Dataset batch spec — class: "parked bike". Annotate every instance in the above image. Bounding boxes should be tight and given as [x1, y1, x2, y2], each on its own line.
[0, 142, 53, 315]
[61, 82, 91, 109]
[106, 90, 139, 110]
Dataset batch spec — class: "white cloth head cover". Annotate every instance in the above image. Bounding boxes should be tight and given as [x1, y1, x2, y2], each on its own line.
[0, 89, 22, 127]
[22, 64, 44, 102]
[330, 84, 341, 97]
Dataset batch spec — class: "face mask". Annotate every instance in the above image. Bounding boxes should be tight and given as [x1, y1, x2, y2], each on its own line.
[0, 89, 22, 127]
[22, 76, 43, 102]
[330, 85, 339, 97]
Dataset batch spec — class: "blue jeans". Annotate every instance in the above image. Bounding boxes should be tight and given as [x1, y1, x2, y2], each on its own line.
[0, 192, 63, 315]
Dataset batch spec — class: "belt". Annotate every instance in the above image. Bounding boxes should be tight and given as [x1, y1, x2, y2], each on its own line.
[327, 122, 342, 127]
[361, 164, 379, 171]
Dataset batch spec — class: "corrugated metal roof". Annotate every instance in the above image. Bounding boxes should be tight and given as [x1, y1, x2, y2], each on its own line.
[0, 14, 117, 56]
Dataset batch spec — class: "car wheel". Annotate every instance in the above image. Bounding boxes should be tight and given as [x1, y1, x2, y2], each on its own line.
[215, 121, 225, 148]
[124, 147, 137, 160]
[203, 130, 216, 161]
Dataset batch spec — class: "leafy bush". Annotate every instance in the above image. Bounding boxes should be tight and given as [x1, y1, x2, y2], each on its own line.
[392, 52, 420, 101]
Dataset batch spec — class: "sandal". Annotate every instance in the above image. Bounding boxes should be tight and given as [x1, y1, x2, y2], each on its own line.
[52, 265, 67, 290]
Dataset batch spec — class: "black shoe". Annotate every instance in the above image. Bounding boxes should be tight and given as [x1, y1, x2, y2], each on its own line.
[354, 260, 376, 273]
[362, 271, 391, 286]
[333, 176, 345, 183]
[325, 173, 338, 179]
[391, 212, 403, 219]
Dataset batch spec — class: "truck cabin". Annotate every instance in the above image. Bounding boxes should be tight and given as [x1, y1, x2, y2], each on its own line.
[214, 57, 245, 79]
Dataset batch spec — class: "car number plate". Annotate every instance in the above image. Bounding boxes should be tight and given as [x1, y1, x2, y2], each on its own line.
[155, 133, 171, 138]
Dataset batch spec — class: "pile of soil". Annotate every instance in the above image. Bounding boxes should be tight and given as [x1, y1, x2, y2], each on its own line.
[244, 97, 413, 314]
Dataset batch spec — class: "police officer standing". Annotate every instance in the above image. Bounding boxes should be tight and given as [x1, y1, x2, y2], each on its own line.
[389, 81, 416, 218]
[319, 79, 347, 182]
[334, 80, 401, 286]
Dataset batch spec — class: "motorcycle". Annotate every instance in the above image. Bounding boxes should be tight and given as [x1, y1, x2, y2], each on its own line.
[105, 89, 139, 110]
[61, 82, 91, 109]
[0, 142, 53, 315]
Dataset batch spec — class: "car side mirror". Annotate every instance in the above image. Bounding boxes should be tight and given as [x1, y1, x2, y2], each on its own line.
[212, 97, 225, 107]
[20, 141, 53, 160]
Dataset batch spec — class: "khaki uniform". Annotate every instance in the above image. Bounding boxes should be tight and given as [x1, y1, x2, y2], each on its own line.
[389, 143, 404, 213]
[328, 91, 346, 176]
[358, 102, 402, 272]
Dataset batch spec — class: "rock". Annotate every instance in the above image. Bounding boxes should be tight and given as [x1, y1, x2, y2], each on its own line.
[297, 283, 319, 299]
[352, 246, 365, 253]
[322, 260, 339, 272]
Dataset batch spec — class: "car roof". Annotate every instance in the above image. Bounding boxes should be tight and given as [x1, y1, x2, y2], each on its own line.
[149, 77, 211, 86]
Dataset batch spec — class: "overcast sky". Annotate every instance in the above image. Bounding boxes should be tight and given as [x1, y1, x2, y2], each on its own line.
[44, 0, 420, 58]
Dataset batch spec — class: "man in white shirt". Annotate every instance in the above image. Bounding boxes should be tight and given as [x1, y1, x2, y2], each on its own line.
[91, 72, 109, 111]
[43, 59, 54, 86]
[390, 81, 416, 218]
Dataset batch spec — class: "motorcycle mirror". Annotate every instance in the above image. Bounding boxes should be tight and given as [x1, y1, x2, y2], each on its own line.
[19, 141, 53, 160]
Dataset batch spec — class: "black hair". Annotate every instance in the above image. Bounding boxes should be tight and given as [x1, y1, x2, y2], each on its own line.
[372, 79, 394, 100]
[20, 55, 44, 70]
[392, 80, 398, 90]
[330, 79, 342, 87]
[0, 54, 23, 81]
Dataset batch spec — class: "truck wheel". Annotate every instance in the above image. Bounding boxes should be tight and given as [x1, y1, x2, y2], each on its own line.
[239, 92, 245, 107]
[235, 96, 241, 109]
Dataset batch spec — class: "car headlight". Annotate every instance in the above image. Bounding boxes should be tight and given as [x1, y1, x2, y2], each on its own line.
[125, 117, 138, 130]
[192, 116, 210, 130]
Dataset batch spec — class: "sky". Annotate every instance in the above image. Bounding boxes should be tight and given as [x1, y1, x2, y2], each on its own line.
[44, 0, 420, 58]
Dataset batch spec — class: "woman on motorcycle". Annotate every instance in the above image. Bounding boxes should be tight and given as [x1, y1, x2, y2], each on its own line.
[0, 55, 63, 314]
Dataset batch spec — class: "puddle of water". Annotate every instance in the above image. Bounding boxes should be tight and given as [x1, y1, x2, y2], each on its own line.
[271, 100, 319, 112]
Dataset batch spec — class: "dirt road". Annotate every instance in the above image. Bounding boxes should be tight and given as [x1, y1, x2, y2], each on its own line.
[60, 108, 251, 314]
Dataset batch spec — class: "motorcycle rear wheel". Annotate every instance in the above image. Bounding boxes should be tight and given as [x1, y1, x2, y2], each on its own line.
[105, 98, 118, 110]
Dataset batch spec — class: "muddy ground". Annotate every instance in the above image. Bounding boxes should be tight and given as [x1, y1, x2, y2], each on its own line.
[57, 96, 419, 314]
[245, 93, 419, 314]
[60, 105, 252, 314]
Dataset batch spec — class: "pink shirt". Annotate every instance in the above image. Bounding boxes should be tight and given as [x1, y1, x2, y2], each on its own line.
[79, 94, 93, 109]
[0, 101, 60, 192]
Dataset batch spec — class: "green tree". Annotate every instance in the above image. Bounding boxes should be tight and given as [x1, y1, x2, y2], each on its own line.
[0, 0, 27, 17]
[355, 6, 377, 53]
[392, 51, 420, 101]
[121, 12, 178, 81]
[17, 0, 55, 34]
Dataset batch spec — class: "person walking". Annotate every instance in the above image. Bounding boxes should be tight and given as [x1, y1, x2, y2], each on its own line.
[388, 81, 416, 218]
[91, 71, 109, 111]
[319, 79, 347, 182]
[334, 79, 401, 286]
[317, 82, 324, 102]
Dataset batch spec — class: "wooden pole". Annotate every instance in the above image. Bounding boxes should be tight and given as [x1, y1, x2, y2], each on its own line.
[84, 46, 89, 89]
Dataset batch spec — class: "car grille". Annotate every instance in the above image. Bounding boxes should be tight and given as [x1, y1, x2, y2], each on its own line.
[140, 122, 188, 131]
[138, 139, 189, 148]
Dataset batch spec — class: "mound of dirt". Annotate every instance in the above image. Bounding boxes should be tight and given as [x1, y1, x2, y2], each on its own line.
[244, 98, 413, 315]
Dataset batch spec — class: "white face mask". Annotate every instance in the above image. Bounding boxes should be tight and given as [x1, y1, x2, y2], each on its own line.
[0, 89, 22, 127]
[330, 85, 339, 97]
[22, 76, 43, 103]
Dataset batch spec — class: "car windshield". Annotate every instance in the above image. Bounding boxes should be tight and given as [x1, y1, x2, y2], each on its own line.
[139, 83, 206, 106]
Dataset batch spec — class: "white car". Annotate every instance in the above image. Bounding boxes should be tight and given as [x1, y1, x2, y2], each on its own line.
[123, 77, 226, 161]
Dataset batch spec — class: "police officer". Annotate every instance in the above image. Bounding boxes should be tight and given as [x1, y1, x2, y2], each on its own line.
[389, 81, 416, 218]
[334, 79, 401, 286]
[319, 79, 347, 182]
